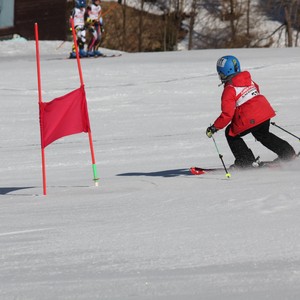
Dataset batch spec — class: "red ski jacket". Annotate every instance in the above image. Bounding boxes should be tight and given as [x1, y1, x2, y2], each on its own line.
[213, 71, 276, 137]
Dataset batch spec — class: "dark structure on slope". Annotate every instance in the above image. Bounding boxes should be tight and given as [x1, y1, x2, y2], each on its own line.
[0, 0, 68, 40]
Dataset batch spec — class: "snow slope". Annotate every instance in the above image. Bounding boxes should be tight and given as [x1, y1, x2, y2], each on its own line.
[0, 41, 300, 300]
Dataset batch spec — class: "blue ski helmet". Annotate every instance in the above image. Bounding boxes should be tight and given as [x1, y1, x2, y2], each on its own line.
[75, 0, 86, 8]
[216, 55, 240, 83]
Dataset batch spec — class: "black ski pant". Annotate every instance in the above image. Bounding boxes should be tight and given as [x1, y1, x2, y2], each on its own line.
[225, 119, 295, 167]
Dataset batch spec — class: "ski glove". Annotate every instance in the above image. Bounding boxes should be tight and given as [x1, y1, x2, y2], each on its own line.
[206, 125, 217, 138]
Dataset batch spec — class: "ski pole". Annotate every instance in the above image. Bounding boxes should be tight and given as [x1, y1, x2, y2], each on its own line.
[56, 40, 66, 50]
[271, 122, 300, 141]
[211, 135, 231, 178]
[102, 1, 121, 17]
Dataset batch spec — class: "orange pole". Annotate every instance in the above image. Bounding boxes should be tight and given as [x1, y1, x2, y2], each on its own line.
[35, 23, 47, 195]
[70, 17, 84, 86]
[70, 18, 99, 185]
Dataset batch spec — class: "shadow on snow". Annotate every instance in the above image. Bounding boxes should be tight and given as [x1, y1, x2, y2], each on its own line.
[117, 168, 191, 178]
[0, 187, 36, 195]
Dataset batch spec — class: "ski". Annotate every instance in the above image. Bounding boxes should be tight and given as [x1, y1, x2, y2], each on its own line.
[190, 152, 299, 175]
[46, 54, 122, 61]
[96, 53, 122, 58]
[190, 161, 281, 176]
[190, 166, 225, 175]
[69, 53, 122, 59]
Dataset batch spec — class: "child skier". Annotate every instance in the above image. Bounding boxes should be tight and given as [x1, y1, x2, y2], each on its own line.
[85, 0, 104, 57]
[206, 55, 296, 168]
[70, 0, 87, 58]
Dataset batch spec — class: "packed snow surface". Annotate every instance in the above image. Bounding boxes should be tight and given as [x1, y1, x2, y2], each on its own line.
[0, 40, 300, 300]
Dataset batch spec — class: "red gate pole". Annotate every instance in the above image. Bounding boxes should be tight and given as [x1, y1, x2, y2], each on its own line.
[35, 23, 47, 195]
[70, 18, 99, 186]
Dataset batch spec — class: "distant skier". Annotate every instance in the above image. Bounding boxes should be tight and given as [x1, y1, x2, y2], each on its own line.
[85, 0, 104, 57]
[70, 0, 87, 58]
[206, 55, 296, 168]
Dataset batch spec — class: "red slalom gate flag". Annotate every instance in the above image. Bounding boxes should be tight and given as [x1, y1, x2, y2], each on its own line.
[39, 86, 90, 148]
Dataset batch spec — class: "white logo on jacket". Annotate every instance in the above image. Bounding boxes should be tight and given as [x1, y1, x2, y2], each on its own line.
[234, 84, 259, 107]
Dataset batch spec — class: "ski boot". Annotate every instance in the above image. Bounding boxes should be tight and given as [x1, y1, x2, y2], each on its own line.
[94, 50, 103, 57]
[87, 50, 95, 57]
[79, 49, 87, 58]
[69, 51, 76, 59]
